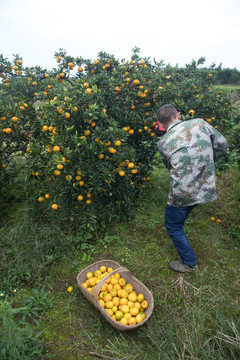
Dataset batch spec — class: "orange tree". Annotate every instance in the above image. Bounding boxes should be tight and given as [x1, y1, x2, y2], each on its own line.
[0, 49, 237, 229]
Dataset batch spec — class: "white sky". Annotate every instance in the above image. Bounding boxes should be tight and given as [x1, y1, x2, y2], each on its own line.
[1, 0, 240, 70]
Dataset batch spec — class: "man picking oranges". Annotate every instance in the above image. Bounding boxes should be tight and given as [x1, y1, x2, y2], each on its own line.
[157, 104, 228, 273]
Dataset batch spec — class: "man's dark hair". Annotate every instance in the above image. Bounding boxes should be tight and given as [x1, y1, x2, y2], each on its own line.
[157, 104, 178, 125]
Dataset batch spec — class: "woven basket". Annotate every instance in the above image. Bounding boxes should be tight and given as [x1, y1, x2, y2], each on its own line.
[77, 259, 154, 331]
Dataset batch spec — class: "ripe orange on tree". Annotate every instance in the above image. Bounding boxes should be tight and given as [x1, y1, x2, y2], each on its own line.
[53, 145, 60, 152]
[51, 204, 59, 210]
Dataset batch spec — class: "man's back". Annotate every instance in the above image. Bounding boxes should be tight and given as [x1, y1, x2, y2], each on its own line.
[158, 118, 228, 207]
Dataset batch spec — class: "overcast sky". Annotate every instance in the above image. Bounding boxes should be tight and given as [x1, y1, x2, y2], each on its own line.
[1, 0, 240, 70]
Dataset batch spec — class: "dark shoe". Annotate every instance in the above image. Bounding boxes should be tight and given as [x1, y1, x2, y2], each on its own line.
[168, 260, 199, 273]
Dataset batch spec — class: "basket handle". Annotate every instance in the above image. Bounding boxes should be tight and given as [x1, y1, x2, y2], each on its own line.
[92, 267, 131, 303]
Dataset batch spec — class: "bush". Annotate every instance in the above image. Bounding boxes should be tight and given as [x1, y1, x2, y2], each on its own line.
[0, 299, 46, 360]
[0, 48, 237, 229]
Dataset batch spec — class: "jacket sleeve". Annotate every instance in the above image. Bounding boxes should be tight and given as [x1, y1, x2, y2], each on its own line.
[204, 122, 228, 161]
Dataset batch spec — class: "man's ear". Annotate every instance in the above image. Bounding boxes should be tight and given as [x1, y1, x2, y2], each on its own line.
[177, 112, 181, 120]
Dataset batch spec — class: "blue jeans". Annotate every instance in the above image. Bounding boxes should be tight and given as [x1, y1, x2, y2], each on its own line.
[165, 204, 197, 267]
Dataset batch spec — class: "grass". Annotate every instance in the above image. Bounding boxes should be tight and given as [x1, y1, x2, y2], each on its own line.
[1, 163, 240, 359]
[213, 84, 240, 94]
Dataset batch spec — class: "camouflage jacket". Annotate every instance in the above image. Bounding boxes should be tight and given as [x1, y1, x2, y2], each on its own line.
[157, 119, 228, 207]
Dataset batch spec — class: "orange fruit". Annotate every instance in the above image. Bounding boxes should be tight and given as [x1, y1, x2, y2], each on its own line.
[135, 314, 144, 323]
[118, 289, 128, 298]
[45, 194, 50, 199]
[67, 286, 73, 293]
[119, 171, 125, 177]
[108, 147, 116, 154]
[137, 293, 145, 303]
[57, 164, 63, 170]
[210, 217, 215, 222]
[72, 107, 78, 112]
[127, 301, 134, 308]
[128, 317, 137, 325]
[114, 283, 121, 291]
[130, 307, 139, 316]
[124, 312, 131, 320]
[133, 79, 140, 85]
[141, 300, 148, 309]
[105, 308, 114, 316]
[134, 302, 141, 310]
[86, 272, 93, 279]
[115, 311, 124, 320]
[119, 278, 126, 287]
[119, 317, 128, 325]
[110, 289, 117, 297]
[86, 199, 91, 205]
[98, 299, 105, 307]
[105, 301, 114, 309]
[128, 292, 138, 302]
[100, 266, 107, 273]
[51, 204, 58, 210]
[107, 284, 113, 292]
[84, 129, 91, 136]
[112, 297, 120, 306]
[125, 283, 134, 293]
[53, 145, 60, 152]
[121, 305, 130, 314]
[89, 277, 96, 286]
[43, 125, 48, 132]
[77, 195, 84, 201]
[103, 293, 112, 302]
[38, 196, 45, 202]
[139, 312, 146, 320]
[128, 162, 134, 169]
[119, 298, 128, 306]
[5, 128, 12, 134]
[115, 140, 121, 147]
